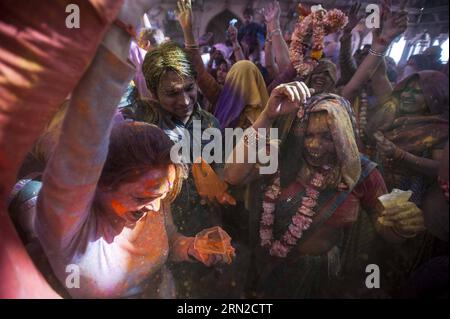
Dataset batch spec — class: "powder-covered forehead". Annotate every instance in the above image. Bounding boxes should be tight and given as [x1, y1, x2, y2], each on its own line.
[309, 94, 358, 138]
[142, 41, 197, 93]
[158, 70, 195, 91]
[307, 110, 329, 126]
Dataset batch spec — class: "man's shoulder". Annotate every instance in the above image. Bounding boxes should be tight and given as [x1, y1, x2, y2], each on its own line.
[195, 106, 220, 129]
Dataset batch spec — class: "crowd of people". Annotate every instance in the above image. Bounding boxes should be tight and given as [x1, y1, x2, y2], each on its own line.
[1, 0, 448, 298]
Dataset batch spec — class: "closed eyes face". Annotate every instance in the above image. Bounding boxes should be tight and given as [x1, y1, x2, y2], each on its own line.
[106, 165, 176, 225]
[156, 70, 197, 124]
[399, 80, 427, 115]
[303, 112, 337, 167]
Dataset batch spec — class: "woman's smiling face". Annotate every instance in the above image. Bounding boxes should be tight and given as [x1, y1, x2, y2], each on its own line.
[102, 165, 176, 226]
[303, 112, 337, 168]
[399, 79, 427, 115]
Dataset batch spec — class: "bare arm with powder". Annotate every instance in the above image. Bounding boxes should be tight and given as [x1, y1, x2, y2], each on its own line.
[263, 1, 291, 73]
[36, 21, 135, 250]
[177, 0, 222, 106]
[224, 81, 312, 185]
[341, 0, 407, 101]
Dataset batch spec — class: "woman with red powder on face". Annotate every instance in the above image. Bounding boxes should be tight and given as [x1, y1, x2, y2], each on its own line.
[8, 16, 231, 299]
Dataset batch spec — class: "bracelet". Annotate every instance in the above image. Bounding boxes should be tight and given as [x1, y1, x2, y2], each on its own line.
[243, 127, 259, 148]
[243, 127, 269, 149]
[233, 46, 242, 52]
[270, 29, 282, 38]
[185, 43, 199, 50]
[114, 19, 137, 39]
[368, 48, 385, 57]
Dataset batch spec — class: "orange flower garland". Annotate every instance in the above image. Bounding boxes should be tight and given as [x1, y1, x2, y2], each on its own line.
[289, 5, 348, 78]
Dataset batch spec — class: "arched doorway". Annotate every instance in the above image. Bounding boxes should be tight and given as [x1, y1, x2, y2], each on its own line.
[205, 10, 241, 44]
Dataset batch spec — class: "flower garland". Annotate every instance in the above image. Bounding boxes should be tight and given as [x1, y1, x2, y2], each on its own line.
[260, 165, 332, 258]
[359, 89, 368, 139]
[289, 5, 348, 78]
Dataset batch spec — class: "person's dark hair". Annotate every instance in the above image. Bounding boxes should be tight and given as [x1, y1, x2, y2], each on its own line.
[209, 58, 229, 81]
[215, 58, 228, 68]
[98, 122, 185, 202]
[142, 41, 197, 95]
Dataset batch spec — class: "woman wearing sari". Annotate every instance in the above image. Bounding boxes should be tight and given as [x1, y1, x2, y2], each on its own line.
[365, 70, 448, 296]
[366, 71, 449, 204]
[213, 61, 269, 130]
[224, 81, 425, 298]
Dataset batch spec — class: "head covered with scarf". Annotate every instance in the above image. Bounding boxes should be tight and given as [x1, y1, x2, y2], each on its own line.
[394, 70, 448, 118]
[280, 93, 361, 190]
[370, 70, 449, 155]
[213, 60, 269, 130]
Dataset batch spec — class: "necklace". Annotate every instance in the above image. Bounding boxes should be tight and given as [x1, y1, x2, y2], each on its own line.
[359, 89, 368, 139]
[260, 165, 331, 257]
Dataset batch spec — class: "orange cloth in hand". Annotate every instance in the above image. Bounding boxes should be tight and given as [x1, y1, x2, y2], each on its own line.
[192, 158, 236, 205]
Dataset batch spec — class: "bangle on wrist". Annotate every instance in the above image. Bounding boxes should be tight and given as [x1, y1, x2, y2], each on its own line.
[270, 29, 282, 38]
[243, 127, 270, 149]
[369, 47, 386, 57]
[185, 43, 199, 49]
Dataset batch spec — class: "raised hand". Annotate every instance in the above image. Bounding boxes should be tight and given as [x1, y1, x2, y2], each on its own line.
[373, 131, 398, 158]
[227, 24, 238, 44]
[176, 0, 193, 31]
[343, 2, 363, 34]
[263, 82, 313, 121]
[117, 0, 157, 28]
[262, 0, 281, 26]
[105, 0, 160, 61]
[377, 0, 408, 43]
